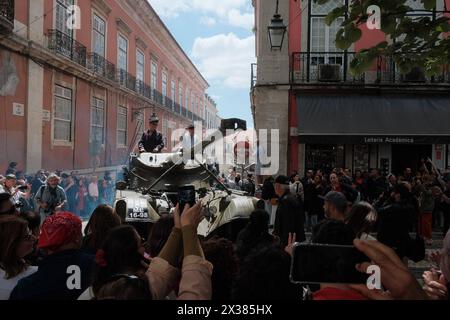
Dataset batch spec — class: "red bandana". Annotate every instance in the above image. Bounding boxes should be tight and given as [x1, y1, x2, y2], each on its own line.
[38, 212, 82, 251]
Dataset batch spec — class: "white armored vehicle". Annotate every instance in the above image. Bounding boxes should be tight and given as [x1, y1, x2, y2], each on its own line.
[114, 119, 261, 240]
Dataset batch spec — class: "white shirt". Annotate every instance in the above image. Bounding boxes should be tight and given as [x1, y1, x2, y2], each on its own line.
[0, 266, 38, 300]
[290, 181, 304, 201]
[88, 182, 99, 198]
[181, 133, 199, 153]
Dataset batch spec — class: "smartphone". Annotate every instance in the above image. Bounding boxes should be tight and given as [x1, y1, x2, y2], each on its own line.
[178, 185, 196, 212]
[290, 243, 370, 285]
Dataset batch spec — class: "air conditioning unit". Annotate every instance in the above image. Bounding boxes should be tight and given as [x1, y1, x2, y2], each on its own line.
[401, 67, 426, 83]
[318, 64, 341, 82]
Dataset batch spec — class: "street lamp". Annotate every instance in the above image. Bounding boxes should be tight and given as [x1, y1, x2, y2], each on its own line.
[268, 0, 287, 50]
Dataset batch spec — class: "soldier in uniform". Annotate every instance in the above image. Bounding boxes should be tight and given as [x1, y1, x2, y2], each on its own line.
[138, 113, 165, 153]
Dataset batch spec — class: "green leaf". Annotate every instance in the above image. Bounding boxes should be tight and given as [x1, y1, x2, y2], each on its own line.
[381, 15, 397, 34]
[349, 53, 378, 76]
[396, 60, 413, 75]
[335, 28, 348, 50]
[325, 6, 346, 26]
[346, 24, 362, 43]
[421, 0, 436, 10]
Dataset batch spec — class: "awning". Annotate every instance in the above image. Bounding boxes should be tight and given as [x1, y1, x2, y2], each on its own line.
[297, 94, 450, 144]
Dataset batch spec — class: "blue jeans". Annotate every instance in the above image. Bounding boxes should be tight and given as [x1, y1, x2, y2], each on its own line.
[306, 213, 318, 230]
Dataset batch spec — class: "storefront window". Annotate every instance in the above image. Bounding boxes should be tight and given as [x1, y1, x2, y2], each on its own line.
[353, 145, 369, 172]
[305, 144, 345, 173]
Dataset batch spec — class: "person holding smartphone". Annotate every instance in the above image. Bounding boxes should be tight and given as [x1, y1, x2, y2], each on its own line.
[308, 220, 369, 300]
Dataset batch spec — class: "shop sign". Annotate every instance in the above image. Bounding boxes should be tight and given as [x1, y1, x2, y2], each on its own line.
[363, 137, 415, 144]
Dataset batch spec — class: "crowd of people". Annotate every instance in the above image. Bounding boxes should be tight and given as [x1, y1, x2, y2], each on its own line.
[260, 162, 450, 243]
[0, 162, 115, 222]
[1, 158, 450, 301]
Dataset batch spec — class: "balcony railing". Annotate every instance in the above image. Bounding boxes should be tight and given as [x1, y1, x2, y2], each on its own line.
[376, 55, 449, 84]
[0, 0, 14, 35]
[174, 102, 181, 114]
[291, 52, 449, 85]
[163, 97, 173, 110]
[117, 69, 136, 91]
[291, 52, 363, 83]
[136, 79, 145, 95]
[47, 29, 87, 67]
[152, 89, 163, 105]
[88, 53, 116, 82]
[46, 29, 205, 123]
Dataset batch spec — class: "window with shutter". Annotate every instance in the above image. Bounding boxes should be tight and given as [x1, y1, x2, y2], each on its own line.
[54, 85, 73, 142]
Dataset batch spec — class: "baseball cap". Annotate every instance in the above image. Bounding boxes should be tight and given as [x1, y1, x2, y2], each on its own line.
[319, 191, 348, 208]
[186, 123, 195, 129]
[5, 174, 17, 180]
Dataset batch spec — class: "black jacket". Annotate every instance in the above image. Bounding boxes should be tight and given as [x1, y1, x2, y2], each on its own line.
[307, 184, 325, 216]
[376, 201, 416, 258]
[323, 183, 359, 203]
[368, 176, 388, 202]
[261, 180, 276, 200]
[274, 192, 306, 246]
[10, 250, 94, 300]
[138, 130, 164, 153]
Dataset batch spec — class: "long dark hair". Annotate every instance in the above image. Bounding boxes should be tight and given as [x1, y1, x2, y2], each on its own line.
[236, 210, 273, 260]
[345, 202, 377, 238]
[144, 214, 174, 258]
[246, 209, 270, 235]
[92, 225, 144, 296]
[84, 205, 121, 252]
[0, 216, 29, 279]
[202, 237, 239, 300]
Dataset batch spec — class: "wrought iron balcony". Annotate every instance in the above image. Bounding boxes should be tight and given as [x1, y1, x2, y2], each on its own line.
[291, 52, 449, 85]
[164, 97, 173, 110]
[0, 0, 14, 35]
[136, 79, 145, 95]
[376, 55, 449, 84]
[152, 89, 163, 105]
[117, 69, 136, 91]
[181, 107, 187, 117]
[291, 52, 363, 83]
[174, 102, 181, 114]
[142, 83, 152, 100]
[88, 53, 116, 82]
[47, 29, 87, 67]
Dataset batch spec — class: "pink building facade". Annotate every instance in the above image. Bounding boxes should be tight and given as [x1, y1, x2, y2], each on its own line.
[252, 0, 450, 176]
[0, 0, 217, 175]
